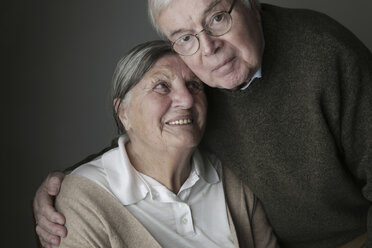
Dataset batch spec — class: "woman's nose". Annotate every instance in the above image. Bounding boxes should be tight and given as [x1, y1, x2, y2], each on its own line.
[172, 84, 194, 109]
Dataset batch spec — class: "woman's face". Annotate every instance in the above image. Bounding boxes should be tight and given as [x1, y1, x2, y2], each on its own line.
[119, 54, 207, 151]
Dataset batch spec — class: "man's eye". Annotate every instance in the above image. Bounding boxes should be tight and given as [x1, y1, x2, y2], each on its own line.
[179, 35, 192, 43]
[212, 13, 225, 23]
[153, 82, 170, 94]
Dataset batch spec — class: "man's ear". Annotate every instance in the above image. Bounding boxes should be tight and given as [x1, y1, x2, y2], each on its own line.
[113, 98, 131, 131]
[250, 0, 261, 22]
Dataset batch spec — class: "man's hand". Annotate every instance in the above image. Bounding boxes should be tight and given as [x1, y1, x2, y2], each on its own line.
[33, 172, 67, 247]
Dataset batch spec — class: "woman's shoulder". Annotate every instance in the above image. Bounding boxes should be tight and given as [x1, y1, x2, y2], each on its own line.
[72, 147, 121, 195]
[56, 174, 138, 248]
[57, 174, 126, 222]
[58, 174, 114, 204]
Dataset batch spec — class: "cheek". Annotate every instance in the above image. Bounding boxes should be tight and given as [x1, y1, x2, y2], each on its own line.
[239, 42, 261, 65]
[201, 95, 208, 115]
[182, 57, 209, 80]
[228, 15, 263, 62]
[126, 100, 148, 132]
[236, 34, 263, 65]
[135, 98, 170, 130]
[196, 95, 208, 126]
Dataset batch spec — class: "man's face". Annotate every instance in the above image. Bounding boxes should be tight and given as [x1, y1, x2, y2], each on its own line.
[157, 0, 264, 89]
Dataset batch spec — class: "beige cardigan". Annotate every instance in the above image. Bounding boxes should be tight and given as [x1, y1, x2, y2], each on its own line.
[55, 167, 278, 248]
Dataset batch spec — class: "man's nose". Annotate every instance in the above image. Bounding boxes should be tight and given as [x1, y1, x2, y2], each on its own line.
[198, 31, 219, 56]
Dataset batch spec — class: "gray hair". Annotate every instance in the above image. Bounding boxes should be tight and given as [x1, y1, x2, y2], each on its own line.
[112, 40, 174, 134]
[147, 0, 261, 38]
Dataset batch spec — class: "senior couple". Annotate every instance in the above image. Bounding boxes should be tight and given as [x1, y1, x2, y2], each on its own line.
[34, 0, 372, 247]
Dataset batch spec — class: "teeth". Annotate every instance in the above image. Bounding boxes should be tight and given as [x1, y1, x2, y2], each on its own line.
[168, 119, 193, 125]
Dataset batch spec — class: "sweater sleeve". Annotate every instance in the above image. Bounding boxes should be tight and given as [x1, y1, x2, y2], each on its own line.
[338, 39, 372, 246]
[53, 176, 113, 248]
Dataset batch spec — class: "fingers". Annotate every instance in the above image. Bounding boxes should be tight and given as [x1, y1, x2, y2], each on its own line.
[40, 239, 52, 248]
[34, 172, 66, 225]
[37, 214, 67, 238]
[46, 171, 65, 196]
[33, 171, 67, 247]
[40, 237, 53, 248]
[36, 223, 61, 247]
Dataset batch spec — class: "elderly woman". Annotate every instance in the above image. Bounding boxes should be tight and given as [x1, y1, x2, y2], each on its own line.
[52, 40, 277, 248]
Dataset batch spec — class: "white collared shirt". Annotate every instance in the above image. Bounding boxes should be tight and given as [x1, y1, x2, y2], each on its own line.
[72, 136, 235, 248]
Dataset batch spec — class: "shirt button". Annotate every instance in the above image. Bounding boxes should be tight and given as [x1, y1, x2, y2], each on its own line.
[182, 218, 188, 225]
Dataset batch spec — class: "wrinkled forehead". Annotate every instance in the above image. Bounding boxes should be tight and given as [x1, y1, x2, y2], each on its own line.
[156, 0, 231, 38]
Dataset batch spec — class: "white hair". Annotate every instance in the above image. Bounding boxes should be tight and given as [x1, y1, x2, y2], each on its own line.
[147, 0, 261, 38]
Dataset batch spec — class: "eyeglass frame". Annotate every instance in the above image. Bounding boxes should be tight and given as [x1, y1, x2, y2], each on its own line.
[170, 0, 237, 56]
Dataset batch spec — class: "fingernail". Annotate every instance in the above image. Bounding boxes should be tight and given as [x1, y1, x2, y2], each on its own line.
[52, 238, 58, 244]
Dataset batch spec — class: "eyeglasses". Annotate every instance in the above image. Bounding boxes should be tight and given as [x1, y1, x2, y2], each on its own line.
[171, 0, 237, 56]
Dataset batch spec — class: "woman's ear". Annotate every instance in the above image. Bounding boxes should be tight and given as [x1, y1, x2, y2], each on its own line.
[113, 98, 131, 131]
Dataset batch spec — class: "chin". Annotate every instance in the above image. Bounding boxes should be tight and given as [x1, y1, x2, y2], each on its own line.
[170, 142, 199, 151]
[216, 71, 249, 90]
[214, 78, 245, 89]
[173, 136, 201, 149]
[183, 137, 201, 147]
[223, 82, 243, 90]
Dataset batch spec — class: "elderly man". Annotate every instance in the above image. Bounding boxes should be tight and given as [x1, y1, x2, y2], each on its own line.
[34, 0, 372, 247]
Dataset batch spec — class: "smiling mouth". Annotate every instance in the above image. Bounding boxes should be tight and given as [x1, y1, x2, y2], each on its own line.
[166, 118, 193, 125]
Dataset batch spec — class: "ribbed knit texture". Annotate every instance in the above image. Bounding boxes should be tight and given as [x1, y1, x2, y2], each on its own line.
[202, 4, 372, 248]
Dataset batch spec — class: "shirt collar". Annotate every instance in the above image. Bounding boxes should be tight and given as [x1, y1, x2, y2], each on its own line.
[102, 135, 220, 205]
[239, 67, 262, 90]
[192, 149, 220, 184]
[102, 135, 148, 205]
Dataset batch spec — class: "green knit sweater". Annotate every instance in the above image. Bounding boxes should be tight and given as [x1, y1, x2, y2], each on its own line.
[202, 4, 372, 248]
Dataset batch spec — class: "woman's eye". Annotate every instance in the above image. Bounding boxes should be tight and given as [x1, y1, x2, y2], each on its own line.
[155, 82, 167, 88]
[187, 81, 204, 94]
[153, 82, 170, 94]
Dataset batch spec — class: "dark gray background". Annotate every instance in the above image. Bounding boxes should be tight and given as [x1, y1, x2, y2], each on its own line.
[3, 0, 372, 246]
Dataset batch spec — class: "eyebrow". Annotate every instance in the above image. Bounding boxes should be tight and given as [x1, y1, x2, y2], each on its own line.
[169, 0, 222, 39]
[203, 0, 221, 17]
[148, 68, 174, 81]
[169, 28, 188, 39]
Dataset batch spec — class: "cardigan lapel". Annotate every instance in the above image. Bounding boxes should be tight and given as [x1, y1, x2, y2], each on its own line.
[226, 204, 241, 248]
[223, 167, 255, 248]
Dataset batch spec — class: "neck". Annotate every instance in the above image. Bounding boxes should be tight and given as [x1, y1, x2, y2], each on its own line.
[126, 141, 195, 194]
